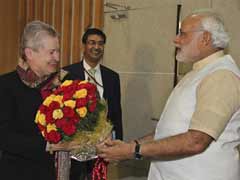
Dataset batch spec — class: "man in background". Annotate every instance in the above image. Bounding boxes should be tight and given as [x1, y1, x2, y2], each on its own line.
[97, 10, 240, 180]
[64, 28, 123, 180]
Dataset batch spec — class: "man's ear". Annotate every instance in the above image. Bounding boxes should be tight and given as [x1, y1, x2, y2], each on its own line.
[24, 48, 33, 60]
[202, 31, 212, 46]
[80, 44, 86, 56]
[81, 44, 85, 51]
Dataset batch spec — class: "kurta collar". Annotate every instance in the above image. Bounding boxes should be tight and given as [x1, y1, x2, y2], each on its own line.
[193, 50, 225, 71]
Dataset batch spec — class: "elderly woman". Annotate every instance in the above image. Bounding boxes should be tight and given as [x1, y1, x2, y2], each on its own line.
[0, 21, 72, 180]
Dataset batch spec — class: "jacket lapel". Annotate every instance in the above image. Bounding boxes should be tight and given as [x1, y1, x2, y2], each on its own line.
[100, 65, 108, 100]
[79, 61, 86, 80]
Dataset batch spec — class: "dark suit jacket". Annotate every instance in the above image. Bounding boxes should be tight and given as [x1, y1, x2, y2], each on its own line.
[64, 61, 123, 139]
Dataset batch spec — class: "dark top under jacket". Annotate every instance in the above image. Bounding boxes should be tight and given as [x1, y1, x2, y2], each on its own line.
[0, 71, 71, 180]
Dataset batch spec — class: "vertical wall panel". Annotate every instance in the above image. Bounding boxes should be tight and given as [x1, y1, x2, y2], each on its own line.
[18, 0, 27, 35]
[72, 0, 83, 63]
[84, 0, 93, 30]
[61, 0, 73, 67]
[26, 0, 35, 22]
[35, 0, 44, 21]
[53, 0, 63, 35]
[94, 0, 104, 28]
[44, 0, 54, 24]
[0, 0, 19, 74]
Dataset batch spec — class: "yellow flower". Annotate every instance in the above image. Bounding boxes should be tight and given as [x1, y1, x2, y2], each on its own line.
[76, 107, 87, 118]
[54, 95, 64, 107]
[35, 111, 46, 126]
[52, 109, 64, 119]
[47, 124, 57, 133]
[74, 89, 87, 99]
[79, 80, 88, 84]
[35, 111, 41, 123]
[43, 94, 56, 106]
[64, 100, 76, 109]
[61, 80, 73, 87]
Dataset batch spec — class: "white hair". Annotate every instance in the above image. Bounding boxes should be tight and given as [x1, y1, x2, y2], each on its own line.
[191, 9, 230, 49]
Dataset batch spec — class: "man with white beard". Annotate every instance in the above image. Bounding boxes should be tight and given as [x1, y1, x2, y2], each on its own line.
[97, 10, 240, 180]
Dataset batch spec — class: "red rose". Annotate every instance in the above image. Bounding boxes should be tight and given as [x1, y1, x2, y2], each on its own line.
[53, 87, 63, 95]
[62, 122, 76, 136]
[62, 84, 76, 94]
[39, 105, 48, 113]
[46, 130, 61, 143]
[37, 124, 46, 131]
[88, 93, 97, 101]
[89, 101, 97, 112]
[87, 83, 97, 93]
[55, 118, 68, 128]
[77, 83, 88, 89]
[62, 91, 74, 101]
[69, 117, 80, 124]
[45, 110, 54, 123]
[76, 98, 88, 107]
[63, 106, 76, 118]
[49, 101, 60, 110]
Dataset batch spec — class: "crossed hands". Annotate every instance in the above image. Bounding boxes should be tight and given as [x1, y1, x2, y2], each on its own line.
[96, 139, 136, 162]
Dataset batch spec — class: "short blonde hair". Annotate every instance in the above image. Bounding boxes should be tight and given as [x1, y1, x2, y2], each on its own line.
[20, 20, 59, 59]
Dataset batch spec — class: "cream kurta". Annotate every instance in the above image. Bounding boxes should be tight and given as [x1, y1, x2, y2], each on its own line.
[148, 53, 240, 180]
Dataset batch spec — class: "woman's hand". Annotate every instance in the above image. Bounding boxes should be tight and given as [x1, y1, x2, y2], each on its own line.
[46, 141, 83, 152]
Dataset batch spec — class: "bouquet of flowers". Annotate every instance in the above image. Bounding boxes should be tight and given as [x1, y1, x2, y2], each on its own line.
[35, 79, 112, 179]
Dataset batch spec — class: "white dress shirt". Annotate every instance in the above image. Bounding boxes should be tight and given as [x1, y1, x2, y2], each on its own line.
[83, 59, 104, 98]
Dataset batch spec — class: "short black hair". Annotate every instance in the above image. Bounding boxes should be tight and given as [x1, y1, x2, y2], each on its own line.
[82, 28, 106, 44]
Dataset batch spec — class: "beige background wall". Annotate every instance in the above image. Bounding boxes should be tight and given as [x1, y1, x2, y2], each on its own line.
[102, 0, 240, 179]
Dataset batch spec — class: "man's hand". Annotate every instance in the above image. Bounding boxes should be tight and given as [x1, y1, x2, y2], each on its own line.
[96, 140, 136, 162]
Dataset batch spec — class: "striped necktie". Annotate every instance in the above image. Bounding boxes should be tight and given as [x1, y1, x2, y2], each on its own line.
[88, 68, 96, 84]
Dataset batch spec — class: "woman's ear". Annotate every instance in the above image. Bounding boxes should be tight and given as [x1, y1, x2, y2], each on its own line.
[24, 48, 33, 60]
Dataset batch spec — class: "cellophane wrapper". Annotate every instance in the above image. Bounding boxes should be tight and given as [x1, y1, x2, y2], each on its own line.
[70, 108, 112, 161]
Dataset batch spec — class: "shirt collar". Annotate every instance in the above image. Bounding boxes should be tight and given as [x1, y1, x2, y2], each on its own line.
[83, 59, 100, 72]
[193, 50, 225, 70]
